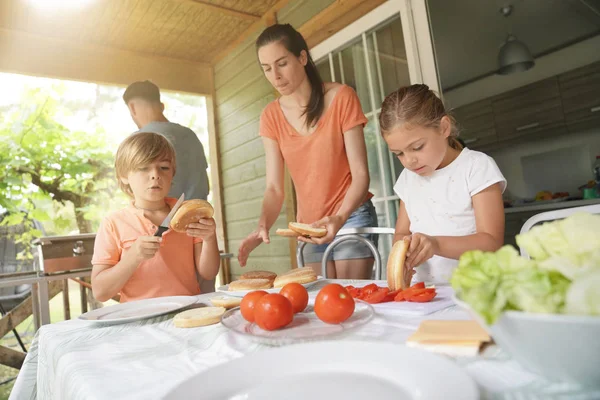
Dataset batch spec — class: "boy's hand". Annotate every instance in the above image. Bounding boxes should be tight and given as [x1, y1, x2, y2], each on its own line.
[129, 236, 162, 262]
[186, 218, 216, 241]
[404, 233, 439, 269]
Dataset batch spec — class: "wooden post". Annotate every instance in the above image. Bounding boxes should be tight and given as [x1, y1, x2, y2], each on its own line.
[62, 279, 70, 320]
[80, 280, 88, 314]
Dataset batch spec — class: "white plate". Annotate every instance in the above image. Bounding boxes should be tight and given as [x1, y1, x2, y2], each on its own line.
[78, 295, 198, 325]
[163, 340, 478, 400]
[216, 277, 323, 297]
[221, 300, 374, 346]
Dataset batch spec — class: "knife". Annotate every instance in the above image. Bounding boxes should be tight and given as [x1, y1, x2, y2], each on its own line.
[154, 193, 185, 237]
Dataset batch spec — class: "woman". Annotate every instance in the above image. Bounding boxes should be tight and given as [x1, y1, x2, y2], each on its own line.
[237, 24, 377, 279]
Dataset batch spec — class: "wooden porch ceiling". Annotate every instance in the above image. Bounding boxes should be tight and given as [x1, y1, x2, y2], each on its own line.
[0, 0, 289, 64]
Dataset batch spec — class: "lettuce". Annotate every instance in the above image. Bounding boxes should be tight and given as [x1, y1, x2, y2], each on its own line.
[452, 212, 600, 324]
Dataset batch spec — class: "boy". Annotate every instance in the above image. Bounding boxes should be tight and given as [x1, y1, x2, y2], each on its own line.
[91, 132, 220, 302]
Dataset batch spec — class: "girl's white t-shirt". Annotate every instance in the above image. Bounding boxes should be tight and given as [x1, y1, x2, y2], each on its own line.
[393, 148, 506, 284]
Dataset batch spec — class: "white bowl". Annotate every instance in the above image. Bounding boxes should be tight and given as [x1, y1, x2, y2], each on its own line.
[454, 295, 600, 387]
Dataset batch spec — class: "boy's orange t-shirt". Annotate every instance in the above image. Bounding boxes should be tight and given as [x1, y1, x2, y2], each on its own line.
[259, 85, 371, 223]
[92, 197, 203, 303]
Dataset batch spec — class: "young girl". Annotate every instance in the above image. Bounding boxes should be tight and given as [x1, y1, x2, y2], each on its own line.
[237, 24, 377, 279]
[380, 84, 506, 284]
[91, 132, 220, 302]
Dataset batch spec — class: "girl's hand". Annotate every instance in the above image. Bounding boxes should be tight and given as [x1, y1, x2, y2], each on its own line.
[186, 218, 216, 241]
[129, 236, 161, 262]
[238, 226, 270, 267]
[298, 215, 345, 245]
[405, 233, 439, 269]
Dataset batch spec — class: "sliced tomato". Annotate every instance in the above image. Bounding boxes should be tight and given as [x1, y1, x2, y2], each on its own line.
[410, 282, 426, 290]
[383, 289, 401, 303]
[407, 290, 436, 302]
[394, 291, 406, 302]
[362, 287, 389, 304]
[346, 287, 361, 298]
[360, 283, 379, 296]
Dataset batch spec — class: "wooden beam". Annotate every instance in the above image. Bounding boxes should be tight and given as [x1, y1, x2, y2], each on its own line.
[211, 0, 292, 64]
[0, 27, 213, 95]
[0, 345, 25, 370]
[206, 77, 231, 283]
[299, 0, 388, 49]
[182, 0, 261, 21]
[0, 281, 62, 339]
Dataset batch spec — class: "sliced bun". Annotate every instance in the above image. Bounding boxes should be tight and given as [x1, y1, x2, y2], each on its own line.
[289, 222, 327, 238]
[240, 270, 277, 282]
[209, 296, 242, 309]
[173, 307, 225, 328]
[276, 228, 299, 237]
[170, 200, 214, 233]
[228, 278, 273, 291]
[387, 238, 411, 291]
[273, 266, 318, 288]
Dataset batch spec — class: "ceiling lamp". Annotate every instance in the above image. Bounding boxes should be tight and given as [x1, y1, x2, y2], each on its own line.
[497, 5, 535, 75]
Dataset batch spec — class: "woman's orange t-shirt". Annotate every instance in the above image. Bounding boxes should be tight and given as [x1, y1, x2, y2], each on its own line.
[259, 85, 371, 223]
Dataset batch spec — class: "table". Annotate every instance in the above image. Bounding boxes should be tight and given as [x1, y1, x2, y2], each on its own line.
[9, 279, 599, 400]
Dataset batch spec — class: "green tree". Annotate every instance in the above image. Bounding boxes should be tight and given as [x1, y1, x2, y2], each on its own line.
[0, 86, 117, 261]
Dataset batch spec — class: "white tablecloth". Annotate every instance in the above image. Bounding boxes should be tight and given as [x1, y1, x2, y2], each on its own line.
[9, 280, 600, 400]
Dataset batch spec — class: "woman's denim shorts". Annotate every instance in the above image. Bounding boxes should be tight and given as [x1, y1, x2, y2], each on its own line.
[301, 199, 379, 264]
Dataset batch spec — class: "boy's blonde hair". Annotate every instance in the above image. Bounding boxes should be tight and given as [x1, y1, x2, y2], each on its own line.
[379, 84, 462, 150]
[115, 132, 176, 197]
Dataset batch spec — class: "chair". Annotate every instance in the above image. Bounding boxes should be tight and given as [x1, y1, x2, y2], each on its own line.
[518, 204, 600, 259]
[296, 227, 396, 279]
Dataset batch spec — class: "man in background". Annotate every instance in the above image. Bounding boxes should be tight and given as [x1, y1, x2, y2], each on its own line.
[123, 80, 209, 201]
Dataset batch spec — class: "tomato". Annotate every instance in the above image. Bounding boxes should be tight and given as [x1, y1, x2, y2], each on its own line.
[279, 282, 309, 313]
[362, 287, 389, 304]
[314, 284, 355, 324]
[346, 287, 361, 298]
[383, 289, 401, 303]
[240, 290, 268, 323]
[360, 283, 379, 296]
[254, 293, 294, 331]
[407, 290, 437, 302]
[411, 282, 426, 290]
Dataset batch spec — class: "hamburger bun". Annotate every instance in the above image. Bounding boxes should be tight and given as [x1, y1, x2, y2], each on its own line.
[173, 307, 225, 328]
[228, 278, 273, 291]
[276, 228, 299, 237]
[387, 238, 411, 291]
[239, 270, 277, 282]
[209, 296, 242, 309]
[170, 200, 214, 233]
[288, 222, 327, 238]
[273, 266, 318, 288]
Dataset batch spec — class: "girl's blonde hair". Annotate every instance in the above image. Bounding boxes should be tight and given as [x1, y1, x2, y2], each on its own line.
[379, 84, 463, 150]
[115, 132, 176, 197]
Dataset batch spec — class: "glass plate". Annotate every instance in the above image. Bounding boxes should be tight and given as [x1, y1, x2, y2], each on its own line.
[221, 300, 374, 346]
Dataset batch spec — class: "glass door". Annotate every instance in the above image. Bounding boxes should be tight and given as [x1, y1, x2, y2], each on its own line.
[312, 6, 423, 266]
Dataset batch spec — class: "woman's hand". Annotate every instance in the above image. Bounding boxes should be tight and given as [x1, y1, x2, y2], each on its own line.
[404, 233, 439, 269]
[298, 215, 346, 245]
[186, 218, 217, 241]
[237, 226, 270, 267]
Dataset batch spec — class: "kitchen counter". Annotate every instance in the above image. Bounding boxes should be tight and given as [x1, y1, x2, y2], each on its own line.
[505, 198, 600, 214]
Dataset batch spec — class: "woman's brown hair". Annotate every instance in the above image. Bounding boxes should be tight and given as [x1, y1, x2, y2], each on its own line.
[379, 84, 463, 150]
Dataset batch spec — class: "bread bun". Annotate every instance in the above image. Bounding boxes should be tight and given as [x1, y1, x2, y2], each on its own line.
[170, 200, 214, 233]
[239, 270, 277, 282]
[273, 266, 318, 288]
[228, 278, 273, 291]
[289, 222, 327, 238]
[276, 228, 298, 237]
[209, 296, 242, 309]
[173, 307, 225, 328]
[387, 238, 411, 291]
